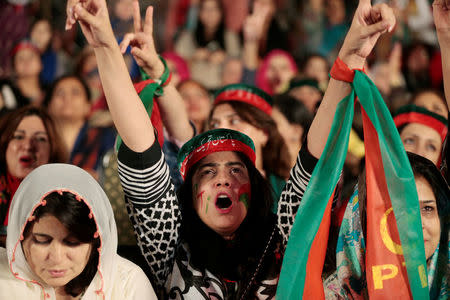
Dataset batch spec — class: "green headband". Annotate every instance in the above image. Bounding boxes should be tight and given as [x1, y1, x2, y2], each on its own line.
[288, 78, 321, 92]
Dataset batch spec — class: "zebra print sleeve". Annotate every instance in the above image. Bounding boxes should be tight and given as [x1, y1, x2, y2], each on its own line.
[117, 141, 181, 290]
[277, 145, 318, 247]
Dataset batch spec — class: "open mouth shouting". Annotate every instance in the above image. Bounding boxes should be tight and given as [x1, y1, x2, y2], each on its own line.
[215, 193, 233, 213]
[19, 155, 35, 167]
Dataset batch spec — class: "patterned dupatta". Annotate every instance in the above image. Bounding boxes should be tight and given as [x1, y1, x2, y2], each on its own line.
[277, 71, 430, 299]
[326, 189, 449, 299]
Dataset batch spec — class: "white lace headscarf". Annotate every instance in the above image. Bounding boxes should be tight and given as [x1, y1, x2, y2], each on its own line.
[6, 163, 117, 299]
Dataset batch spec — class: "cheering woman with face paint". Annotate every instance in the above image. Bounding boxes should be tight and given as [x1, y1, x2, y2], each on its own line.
[67, 0, 397, 298]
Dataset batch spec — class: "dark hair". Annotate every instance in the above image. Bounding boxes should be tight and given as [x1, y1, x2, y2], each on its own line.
[23, 191, 100, 297]
[177, 152, 277, 294]
[274, 93, 313, 143]
[402, 41, 434, 92]
[42, 74, 92, 107]
[358, 153, 449, 283]
[300, 53, 330, 73]
[177, 78, 210, 95]
[210, 101, 291, 179]
[74, 46, 95, 78]
[194, 0, 226, 51]
[0, 105, 67, 174]
[30, 19, 53, 52]
[410, 89, 448, 119]
[403, 153, 449, 295]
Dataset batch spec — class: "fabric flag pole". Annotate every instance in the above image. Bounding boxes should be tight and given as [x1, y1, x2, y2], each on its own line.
[276, 71, 429, 299]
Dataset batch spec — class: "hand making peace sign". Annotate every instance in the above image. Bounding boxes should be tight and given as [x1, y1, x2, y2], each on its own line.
[119, 0, 164, 79]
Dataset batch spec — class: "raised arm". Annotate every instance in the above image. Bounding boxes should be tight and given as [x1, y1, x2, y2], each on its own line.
[119, 0, 194, 143]
[242, 1, 269, 72]
[277, 0, 395, 244]
[71, 0, 155, 152]
[307, 0, 395, 158]
[433, 0, 450, 110]
[70, 1, 183, 290]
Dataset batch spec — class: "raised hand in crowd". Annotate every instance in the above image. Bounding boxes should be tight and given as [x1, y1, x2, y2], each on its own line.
[337, 0, 395, 69]
[68, 0, 154, 152]
[119, 0, 194, 143]
[308, 0, 324, 14]
[68, 0, 193, 150]
[433, 0, 450, 110]
[242, 0, 271, 70]
[243, 0, 270, 44]
[308, 0, 395, 158]
[119, 2, 164, 79]
[65, 0, 78, 30]
[387, 42, 405, 91]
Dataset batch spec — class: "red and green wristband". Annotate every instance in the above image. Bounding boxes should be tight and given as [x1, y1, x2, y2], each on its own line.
[140, 55, 172, 96]
[330, 57, 365, 83]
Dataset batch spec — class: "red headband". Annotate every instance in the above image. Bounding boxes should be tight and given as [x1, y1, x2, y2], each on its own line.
[394, 112, 448, 142]
[214, 89, 272, 115]
[11, 41, 40, 57]
[179, 139, 256, 179]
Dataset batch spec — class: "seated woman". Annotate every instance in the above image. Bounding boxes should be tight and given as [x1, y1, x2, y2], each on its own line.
[325, 152, 449, 298]
[0, 105, 66, 247]
[0, 163, 157, 299]
[43, 75, 116, 179]
[67, 0, 395, 297]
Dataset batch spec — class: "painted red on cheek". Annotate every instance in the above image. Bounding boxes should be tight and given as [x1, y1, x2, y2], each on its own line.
[238, 183, 251, 209]
[197, 190, 205, 209]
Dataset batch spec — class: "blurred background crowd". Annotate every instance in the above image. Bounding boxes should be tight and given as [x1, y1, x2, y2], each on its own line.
[0, 0, 448, 265]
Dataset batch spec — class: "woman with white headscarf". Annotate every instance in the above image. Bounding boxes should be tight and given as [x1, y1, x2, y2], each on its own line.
[0, 163, 157, 300]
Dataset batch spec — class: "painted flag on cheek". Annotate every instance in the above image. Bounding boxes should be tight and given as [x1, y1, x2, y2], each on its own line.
[276, 71, 429, 300]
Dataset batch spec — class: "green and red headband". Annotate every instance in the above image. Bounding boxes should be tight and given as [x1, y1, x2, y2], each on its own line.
[393, 104, 448, 142]
[11, 40, 40, 57]
[214, 84, 273, 115]
[177, 128, 256, 179]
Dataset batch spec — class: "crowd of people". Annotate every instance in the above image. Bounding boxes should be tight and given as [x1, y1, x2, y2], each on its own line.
[0, 0, 448, 299]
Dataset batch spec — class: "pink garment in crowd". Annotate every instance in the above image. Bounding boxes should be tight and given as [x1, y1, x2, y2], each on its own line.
[162, 51, 191, 83]
[255, 49, 298, 95]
